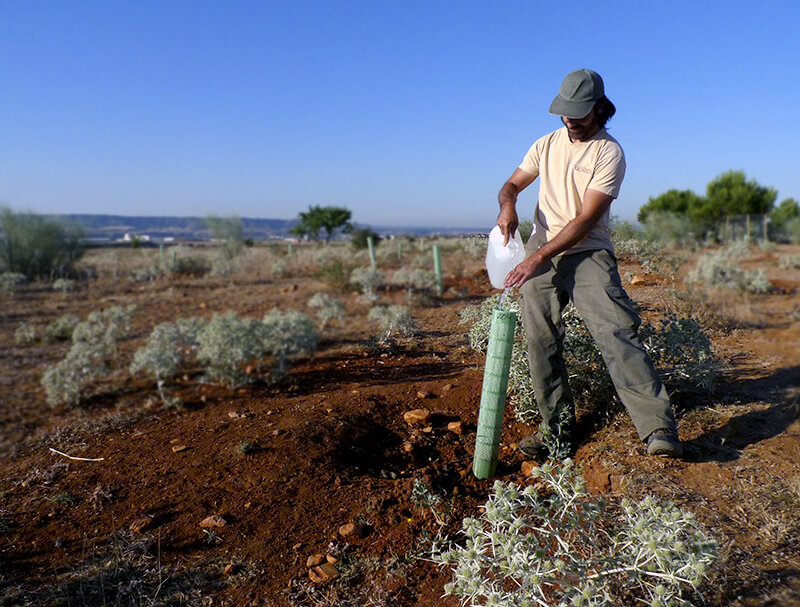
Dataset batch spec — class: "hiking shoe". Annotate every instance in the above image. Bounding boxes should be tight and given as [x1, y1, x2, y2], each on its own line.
[519, 432, 573, 460]
[519, 433, 549, 459]
[646, 428, 683, 457]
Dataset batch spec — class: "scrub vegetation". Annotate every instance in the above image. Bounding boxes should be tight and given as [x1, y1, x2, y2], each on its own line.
[0, 221, 798, 606]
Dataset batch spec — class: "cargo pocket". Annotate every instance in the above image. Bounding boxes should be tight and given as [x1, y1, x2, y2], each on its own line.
[605, 285, 641, 331]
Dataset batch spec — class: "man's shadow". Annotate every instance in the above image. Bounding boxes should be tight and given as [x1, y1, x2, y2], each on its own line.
[681, 365, 800, 463]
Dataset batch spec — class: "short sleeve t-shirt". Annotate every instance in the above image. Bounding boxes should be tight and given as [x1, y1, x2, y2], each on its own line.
[518, 127, 625, 254]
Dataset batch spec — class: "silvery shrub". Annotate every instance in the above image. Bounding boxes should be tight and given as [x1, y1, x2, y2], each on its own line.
[52, 278, 76, 294]
[14, 322, 36, 345]
[196, 311, 267, 386]
[687, 250, 772, 294]
[0, 272, 27, 294]
[41, 305, 135, 406]
[460, 292, 719, 426]
[44, 314, 80, 343]
[368, 304, 417, 340]
[261, 309, 319, 374]
[432, 460, 717, 607]
[307, 292, 345, 329]
[350, 266, 384, 300]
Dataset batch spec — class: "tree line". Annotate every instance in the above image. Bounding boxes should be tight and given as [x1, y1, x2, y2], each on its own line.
[637, 170, 799, 240]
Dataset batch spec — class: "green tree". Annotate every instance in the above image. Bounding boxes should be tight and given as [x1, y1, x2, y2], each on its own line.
[0, 207, 84, 279]
[637, 189, 703, 224]
[698, 170, 776, 226]
[770, 197, 800, 229]
[350, 226, 382, 250]
[291, 205, 352, 243]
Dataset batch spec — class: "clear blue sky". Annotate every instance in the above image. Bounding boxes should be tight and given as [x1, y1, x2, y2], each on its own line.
[1, 1, 798, 229]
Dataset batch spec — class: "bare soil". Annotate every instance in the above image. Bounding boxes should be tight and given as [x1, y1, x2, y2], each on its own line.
[1, 242, 799, 606]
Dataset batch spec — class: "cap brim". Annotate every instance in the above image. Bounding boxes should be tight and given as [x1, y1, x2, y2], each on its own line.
[548, 96, 595, 119]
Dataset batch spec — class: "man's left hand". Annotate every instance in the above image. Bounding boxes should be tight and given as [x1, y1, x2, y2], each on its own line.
[504, 254, 543, 288]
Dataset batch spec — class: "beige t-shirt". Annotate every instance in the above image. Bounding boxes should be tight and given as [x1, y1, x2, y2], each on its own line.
[518, 126, 625, 254]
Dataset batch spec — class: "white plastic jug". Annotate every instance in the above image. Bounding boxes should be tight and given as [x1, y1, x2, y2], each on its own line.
[485, 225, 526, 289]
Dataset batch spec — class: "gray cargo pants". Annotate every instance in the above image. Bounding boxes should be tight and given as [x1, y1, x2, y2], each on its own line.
[518, 248, 677, 441]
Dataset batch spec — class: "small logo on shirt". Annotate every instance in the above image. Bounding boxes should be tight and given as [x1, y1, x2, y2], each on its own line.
[574, 165, 592, 175]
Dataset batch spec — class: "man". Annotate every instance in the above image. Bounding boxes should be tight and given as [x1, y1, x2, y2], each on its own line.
[497, 68, 682, 458]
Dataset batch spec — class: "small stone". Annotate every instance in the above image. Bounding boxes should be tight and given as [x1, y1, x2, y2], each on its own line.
[631, 274, 645, 285]
[130, 516, 154, 534]
[338, 522, 366, 539]
[416, 390, 432, 399]
[169, 438, 181, 444]
[228, 411, 239, 418]
[306, 554, 326, 567]
[244, 502, 252, 509]
[171, 445, 188, 453]
[272, 429, 284, 437]
[403, 408, 431, 425]
[326, 553, 339, 564]
[521, 461, 537, 476]
[403, 442, 414, 453]
[292, 542, 303, 551]
[199, 515, 228, 529]
[199, 301, 207, 308]
[309, 563, 339, 583]
[442, 383, 454, 392]
[224, 563, 238, 575]
[447, 421, 464, 435]
[421, 426, 433, 434]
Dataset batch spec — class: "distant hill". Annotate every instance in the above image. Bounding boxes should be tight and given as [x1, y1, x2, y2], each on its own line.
[51, 214, 484, 242]
[53, 214, 297, 242]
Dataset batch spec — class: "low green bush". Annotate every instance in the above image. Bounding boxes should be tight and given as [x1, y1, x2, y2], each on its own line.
[350, 267, 384, 299]
[52, 278, 76, 294]
[261, 309, 319, 375]
[15, 322, 36, 345]
[44, 314, 80, 343]
[196, 312, 266, 386]
[368, 305, 417, 340]
[688, 250, 772, 294]
[392, 267, 437, 293]
[432, 460, 717, 607]
[0, 272, 27, 294]
[41, 306, 135, 406]
[307, 292, 345, 329]
[460, 292, 720, 427]
[778, 254, 800, 269]
[640, 316, 721, 392]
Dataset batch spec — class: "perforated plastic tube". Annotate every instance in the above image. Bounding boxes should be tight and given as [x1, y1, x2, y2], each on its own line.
[472, 307, 517, 479]
[367, 236, 377, 268]
[432, 244, 443, 296]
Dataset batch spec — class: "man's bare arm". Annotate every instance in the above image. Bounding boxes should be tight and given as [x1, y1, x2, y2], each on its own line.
[497, 168, 536, 245]
[503, 189, 615, 287]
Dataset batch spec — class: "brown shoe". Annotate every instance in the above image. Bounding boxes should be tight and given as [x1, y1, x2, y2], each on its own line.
[646, 428, 683, 457]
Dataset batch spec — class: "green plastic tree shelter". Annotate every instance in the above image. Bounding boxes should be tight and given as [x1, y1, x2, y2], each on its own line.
[367, 236, 377, 268]
[473, 306, 517, 479]
[432, 244, 443, 296]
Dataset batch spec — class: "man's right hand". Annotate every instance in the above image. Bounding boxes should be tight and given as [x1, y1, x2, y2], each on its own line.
[497, 168, 535, 245]
[497, 204, 519, 246]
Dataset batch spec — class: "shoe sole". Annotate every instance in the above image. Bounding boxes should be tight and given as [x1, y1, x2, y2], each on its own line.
[647, 440, 683, 457]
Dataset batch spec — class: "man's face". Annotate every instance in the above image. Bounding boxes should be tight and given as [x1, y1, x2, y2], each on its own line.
[561, 109, 599, 142]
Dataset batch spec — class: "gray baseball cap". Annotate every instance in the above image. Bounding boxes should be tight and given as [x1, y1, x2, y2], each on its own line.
[549, 69, 605, 119]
